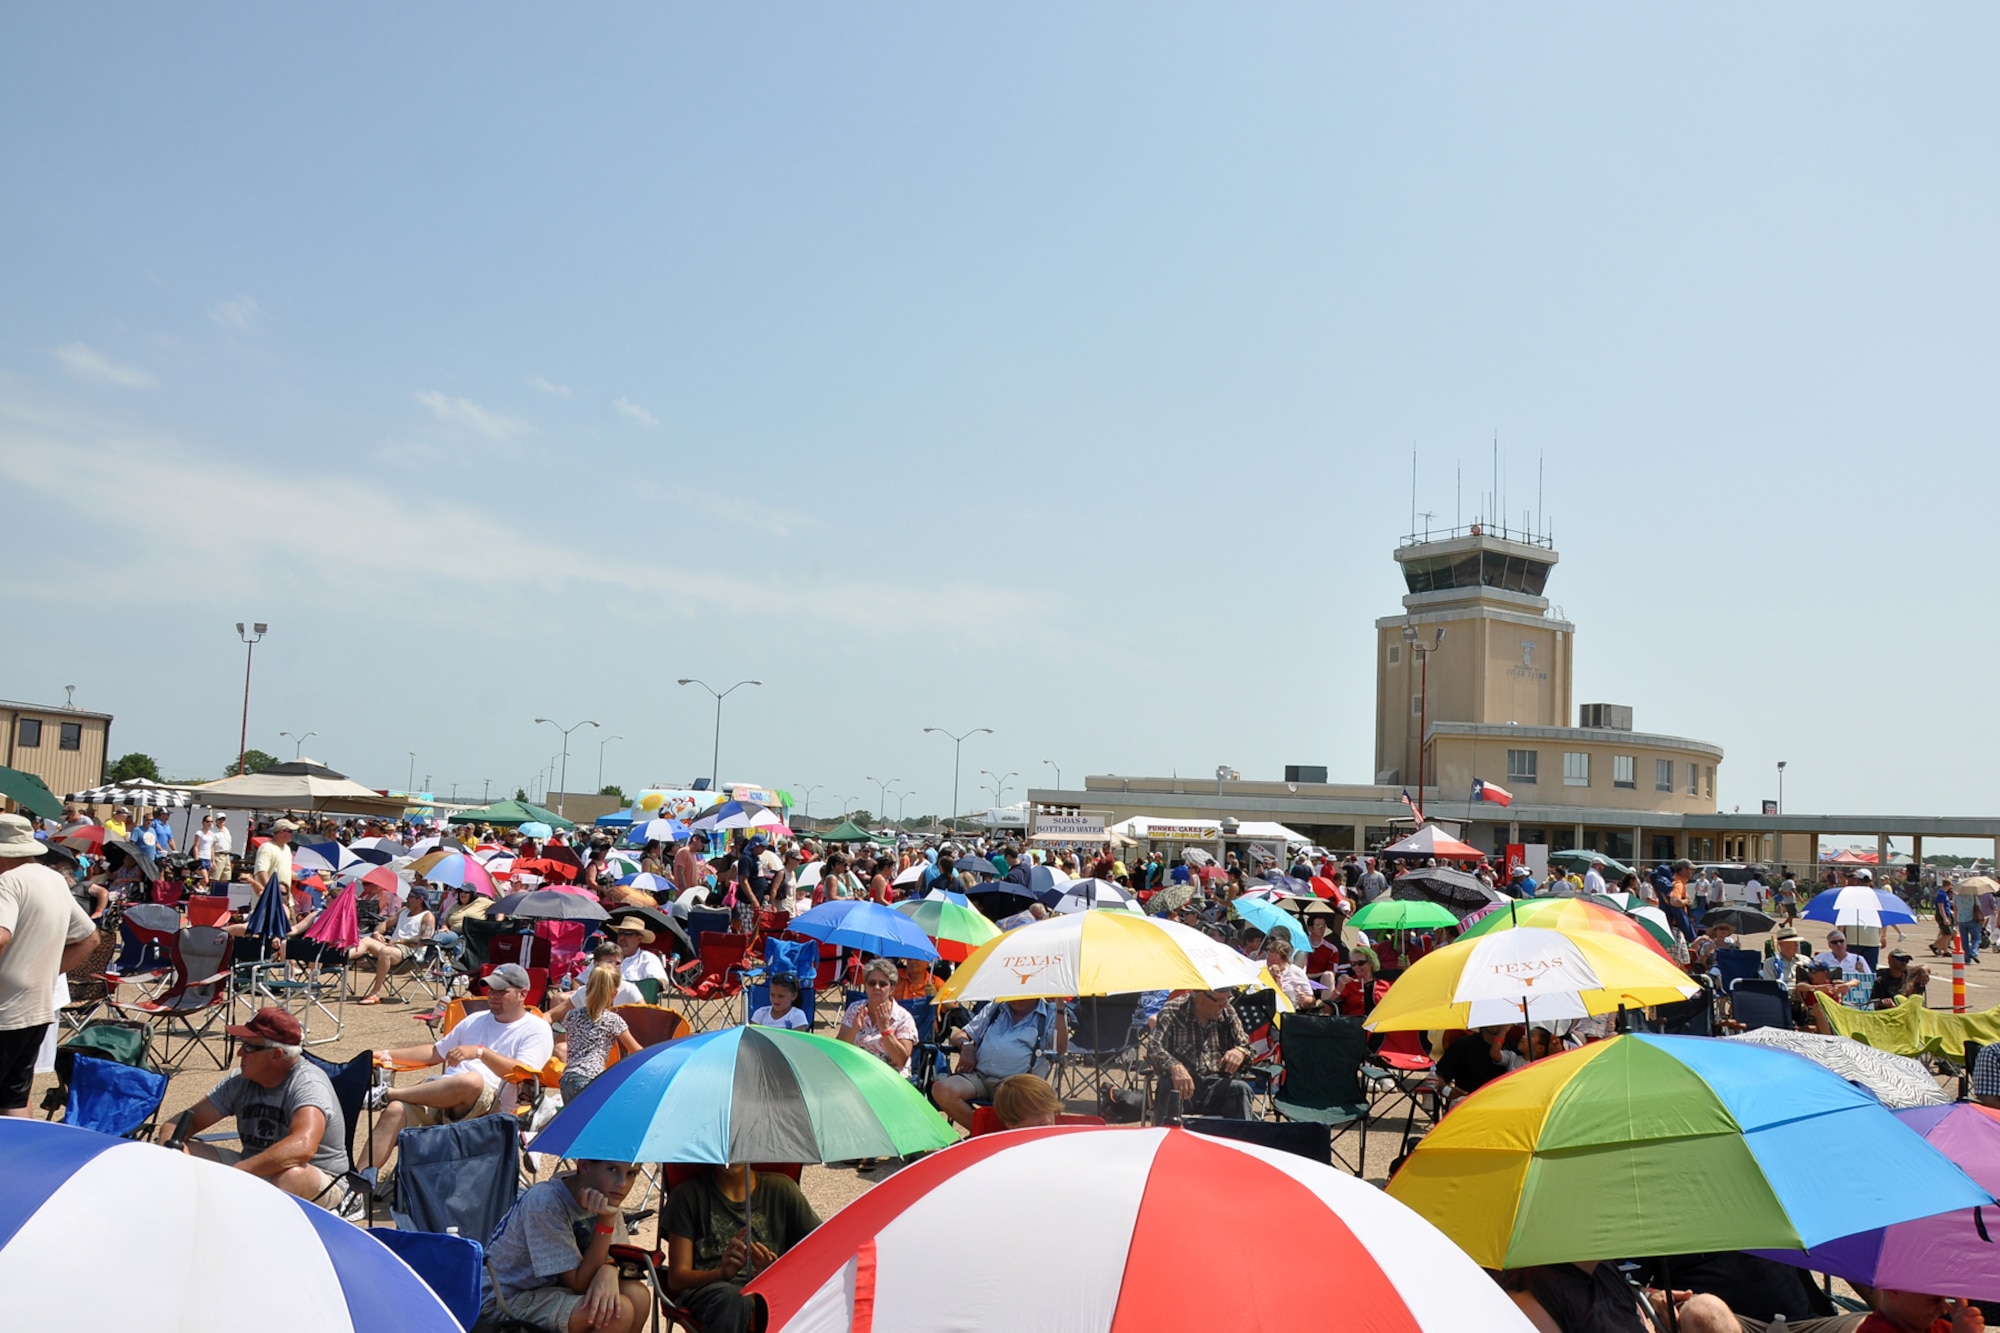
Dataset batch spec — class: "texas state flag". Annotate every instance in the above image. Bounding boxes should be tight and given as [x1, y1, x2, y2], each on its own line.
[1472, 778, 1514, 807]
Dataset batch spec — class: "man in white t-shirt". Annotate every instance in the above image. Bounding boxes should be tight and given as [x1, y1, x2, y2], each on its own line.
[0, 815, 100, 1115]
[211, 816, 236, 880]
[359, 962, 554, 1177]
[1581, 858, 1608, 897]
[252, 819, 297, 897]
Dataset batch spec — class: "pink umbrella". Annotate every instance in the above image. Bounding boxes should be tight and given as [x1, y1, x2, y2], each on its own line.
[303, 884, 361, 949]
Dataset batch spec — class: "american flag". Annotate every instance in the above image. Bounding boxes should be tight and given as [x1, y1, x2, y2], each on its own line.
[1400, 789, 1426, 824]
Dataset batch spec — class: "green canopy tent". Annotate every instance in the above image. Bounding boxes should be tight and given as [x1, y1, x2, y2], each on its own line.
[447, 798, 575, 830]
[816, 818, 892, 845]
[0, 765, 63, 821]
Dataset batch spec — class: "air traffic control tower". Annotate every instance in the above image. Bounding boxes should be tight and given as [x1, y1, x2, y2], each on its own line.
[1375, 526, 1573, 788]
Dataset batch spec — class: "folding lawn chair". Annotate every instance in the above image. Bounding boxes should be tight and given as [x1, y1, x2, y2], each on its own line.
[745, 938, 819, 1030]
[1269, 1013, 1372, 1175]
[674, 935, 751, 1031]
[368, 1228, 484, 1333]
[1726, 978, 1793, 1032]
[60, 1054, 169, 1139]
[302, 1048, 377, 1219]
[390, 1112, 523, 1245]
[1183, 1115, 1331, 1166]
[1048, 994, 1144, 1106]
[1365, 1028, 1442, 1139]
[109, 924, 236, 1070]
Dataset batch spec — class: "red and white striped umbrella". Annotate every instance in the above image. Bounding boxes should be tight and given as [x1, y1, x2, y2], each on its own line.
[748, 1126, 1535, 1332]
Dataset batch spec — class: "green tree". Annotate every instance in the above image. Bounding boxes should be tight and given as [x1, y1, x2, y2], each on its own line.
[598, 784, 627, 803]
[514, 786, 529, 801]
[107, 752, 161, 783]
[846, 809, 875, 826]
[225, 748, 278, 777]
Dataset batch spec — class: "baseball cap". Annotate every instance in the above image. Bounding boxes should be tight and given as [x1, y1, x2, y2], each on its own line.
[272, 818, 299, 833]
[1889, 948, 1913, 962]
[226, 1006, 303, 1046]
[487, 962, 533, 991]
[1975, 1045, 2000, 1101]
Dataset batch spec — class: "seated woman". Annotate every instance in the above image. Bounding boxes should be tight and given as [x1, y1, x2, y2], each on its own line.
[838, 958, 918, 1076]
[557, 963, 640, 1102]
[1335, 947, 1389, 1017]
[348, 888, 435, 1005]
[894, 957, 937, 1001]
[1262, 935, 1318, 1009]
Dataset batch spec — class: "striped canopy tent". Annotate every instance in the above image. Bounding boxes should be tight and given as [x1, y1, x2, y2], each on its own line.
[64, 779, 193, 809]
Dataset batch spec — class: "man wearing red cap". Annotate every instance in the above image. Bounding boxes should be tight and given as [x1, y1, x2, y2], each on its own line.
[159, 1006, 350, 1204]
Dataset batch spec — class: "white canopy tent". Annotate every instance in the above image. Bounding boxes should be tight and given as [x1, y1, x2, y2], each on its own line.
[192, 761, 408, 818]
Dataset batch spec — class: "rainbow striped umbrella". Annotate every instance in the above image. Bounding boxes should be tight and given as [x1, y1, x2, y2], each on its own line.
[1455, 895, 1674, 958]
[894, 895, 1001, 962]
[1386, 1033, 1990, 1269]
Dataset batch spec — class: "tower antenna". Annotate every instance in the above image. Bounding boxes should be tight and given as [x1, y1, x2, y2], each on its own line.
[1491, 434, 1499, 540]
[1456, 463, 1461, 530]
[1538, 451, 1545, 542]
[1410, 448, 1417, 537]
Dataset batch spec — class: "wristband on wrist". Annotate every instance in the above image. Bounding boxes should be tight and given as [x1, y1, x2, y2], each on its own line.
[594, 1222, 615, 1236]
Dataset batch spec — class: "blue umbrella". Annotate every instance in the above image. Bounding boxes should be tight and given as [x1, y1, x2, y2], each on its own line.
[618, 872, 675, 897]
[0, 1119, 460, 1332]
[518, 821, 554, 840]
[627, 818, 689, 846]
[243, 878, 291, 940]
[1803, 885, 1917, 928]
[787, 901, 940, 961]
[1004, 863, 1059, 895]
[952, 855, 999, 879]
[1231, 894, 1311, 951]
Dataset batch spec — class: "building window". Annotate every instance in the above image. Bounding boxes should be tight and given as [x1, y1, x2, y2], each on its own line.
[1412, 693, 1424, 717]
[1688, 763, 1699, 796]
[59, 722, 82, 751]
[1563, 752, 1590, 787]
[1387, 644, 1401, 665]
[1614, 755, 1635, 789]
[1507, 749, 1538, 785]
[1655, 759, 1673, 792]
[16, 718, 41, 748]
[1704, 765, 1714, 798]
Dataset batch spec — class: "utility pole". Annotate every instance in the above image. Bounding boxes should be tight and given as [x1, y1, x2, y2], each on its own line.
[234, 622, 267, 776]
[534, 718, 601, 816]
[923, 726, 993, 833]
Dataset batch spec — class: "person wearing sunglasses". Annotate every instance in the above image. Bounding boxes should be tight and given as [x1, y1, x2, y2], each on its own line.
[157, 1006, 348, 1204]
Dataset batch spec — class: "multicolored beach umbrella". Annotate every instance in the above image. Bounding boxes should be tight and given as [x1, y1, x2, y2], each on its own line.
[748, 1126, 1538, 1332]
[1455, 895, 1674, 958]
[1365, 925, 1695, 1031]
[531, 1026, 958, 1165]
[1386, 1033, 1991, 1269]
[894, 894, 1001, 961]
[0, 1120, 459, 1333]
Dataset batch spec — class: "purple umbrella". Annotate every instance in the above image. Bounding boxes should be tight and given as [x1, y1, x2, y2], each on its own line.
[1757, 1102, 2000, 1301]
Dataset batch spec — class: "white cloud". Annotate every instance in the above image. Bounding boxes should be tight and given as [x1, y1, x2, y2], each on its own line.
[415, 390, 530, 443]
[210, 296, 263, 333]
[614, 397, 659, 427]
[53, 343, 158, 389]
[526, 375, 571, 398]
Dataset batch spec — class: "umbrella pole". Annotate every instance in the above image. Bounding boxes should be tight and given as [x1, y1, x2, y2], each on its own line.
[1659, 1254, 1679, 1333]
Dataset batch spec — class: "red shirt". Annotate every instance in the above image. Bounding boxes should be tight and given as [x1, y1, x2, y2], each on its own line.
[1857, 1316, 1950, 1333]
[1305, 943, 1343, 975]
[1336, 978, 1388, 1016]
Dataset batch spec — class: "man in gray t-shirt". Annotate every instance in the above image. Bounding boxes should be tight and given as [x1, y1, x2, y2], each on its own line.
[162, 1007, 348, 1202]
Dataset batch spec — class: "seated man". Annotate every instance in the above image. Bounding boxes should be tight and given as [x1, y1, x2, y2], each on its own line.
[1436, 1026, 1518, 1097]
[1763, 928, 1806, 986]
[1872, 949, 1930, 1009]
[1813, 931, 1873, 979]
[360, 962, 554, 1177]
[666, 1164, 821, 1333]
[160, 1007, 349, 1203]
[608, 916, 671, 994]
[482, 1158, 651, 1333]
[1145, 987, 1256, 1121]
[932, 996, 1067, 1130]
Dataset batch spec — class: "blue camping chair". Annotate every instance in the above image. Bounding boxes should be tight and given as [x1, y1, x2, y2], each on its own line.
[746, 937, 819, 1029]
[1714, 948, 1763, 993]
[370, 1228, 483, 1332]
[63, 1054, 169, 1139]
[391, 1113, 522, 1246]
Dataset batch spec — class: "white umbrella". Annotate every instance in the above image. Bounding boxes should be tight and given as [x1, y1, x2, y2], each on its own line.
[892, 863, 927, 886]
[796, 862, 826, 890]
[1050, 878, 1139, 915]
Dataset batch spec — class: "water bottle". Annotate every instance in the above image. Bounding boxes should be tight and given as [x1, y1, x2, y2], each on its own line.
[1768, 1313, 1787, 1333]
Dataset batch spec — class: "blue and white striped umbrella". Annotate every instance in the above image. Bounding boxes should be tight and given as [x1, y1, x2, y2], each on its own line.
[618, 872, 675, 896]
[626, 818, 690, 846]
[1803, 885, 1918, 929]
[0, 1119, 460, 1332]
[293, 840, 367, 876]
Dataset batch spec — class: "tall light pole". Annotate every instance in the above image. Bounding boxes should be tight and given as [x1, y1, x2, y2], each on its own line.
[794, 784, 823, 822]
[1401, 621, 1446, 802]
[1043, 759, 1062, 789]
[233, 622, 267, 777]
[835, 795, 859, 818]
[482, 778, 492, 803]
[279, 730, 316, 759]
[1777, 760, 1787, 815]
[407, 752, 416, 794]
[924, 726, 992, 833]
[866, 776, 902, 819]
[678, 678, 761, 791]
[597, 734, 623, 791]
[534, 719, 599, 816]
[895, 790, 915, 821]
[980, 769, 1019, 807]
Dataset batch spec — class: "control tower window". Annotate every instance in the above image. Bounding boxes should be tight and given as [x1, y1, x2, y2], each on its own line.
[1507, 749, 1538, 785]
[1401, 551, 1553, 596]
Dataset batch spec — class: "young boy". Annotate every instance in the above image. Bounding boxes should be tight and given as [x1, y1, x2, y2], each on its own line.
[666, 1164, 820, 1333]
[750, 973, 809, 1030]
[481, 1159, 652, 1333]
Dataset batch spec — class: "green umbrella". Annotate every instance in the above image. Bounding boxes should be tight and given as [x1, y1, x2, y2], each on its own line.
[0, 765, 62, 821]
[1348, 899, 1459, 931]
[1548, 848, 1634, 878]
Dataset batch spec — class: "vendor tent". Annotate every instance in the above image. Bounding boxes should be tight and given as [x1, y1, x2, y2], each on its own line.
[0, 765, 63, 821]
[817, 819, 891, 844]
[192, 762, 406, 818]
[1381, 825, 1484, 860]
[447, 798, 575, 830]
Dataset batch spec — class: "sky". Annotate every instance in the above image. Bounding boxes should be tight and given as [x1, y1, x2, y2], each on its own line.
[2, 7, 1996, 827]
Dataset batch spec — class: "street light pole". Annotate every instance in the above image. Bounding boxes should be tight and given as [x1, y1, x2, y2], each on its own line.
[895, 790, 915, 821]
[407, 752, 416, 793]
[279, 730, 316, 760]
[923, 726, 993, 833]
[1044, 759, 1061, 789]
[1401, 622, 1446, 805]
[981, 769, 1019, 806]
[794, 784, 823, 822]
[836, 795, 859, 818]
[597, 735, 623, 791]
[866, 776, 902, 819]
[534, 718, 601, 817]
[1777, 760, 1787, 815]
[234, 622, 267, 776]
[677, 679, 762, 791]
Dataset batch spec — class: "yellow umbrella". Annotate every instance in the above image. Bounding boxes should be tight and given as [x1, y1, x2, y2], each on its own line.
[936, 910, 1292, 1008]
[1364, 925, 1697, 1032]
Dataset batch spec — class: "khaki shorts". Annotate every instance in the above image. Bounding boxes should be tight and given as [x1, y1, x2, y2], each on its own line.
[484, 1282, 584, 1333]
[407, 1075, 501, 1126]
[935, 1070, 998, 1102]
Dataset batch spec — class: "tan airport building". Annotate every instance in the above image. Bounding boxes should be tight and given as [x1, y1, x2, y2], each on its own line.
[2, 696, 113, 802]
[1030, 527, 2000, 876]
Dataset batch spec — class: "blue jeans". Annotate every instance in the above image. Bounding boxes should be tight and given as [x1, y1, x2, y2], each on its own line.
[1961, 914, 1983, 962]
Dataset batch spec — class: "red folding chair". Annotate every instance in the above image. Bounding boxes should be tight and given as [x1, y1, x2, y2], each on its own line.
[673, 935, 752, 1030]
[110, 925, 235, 1070]
[185, 895, 233, 928]
[474, 964, 548, 1009]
